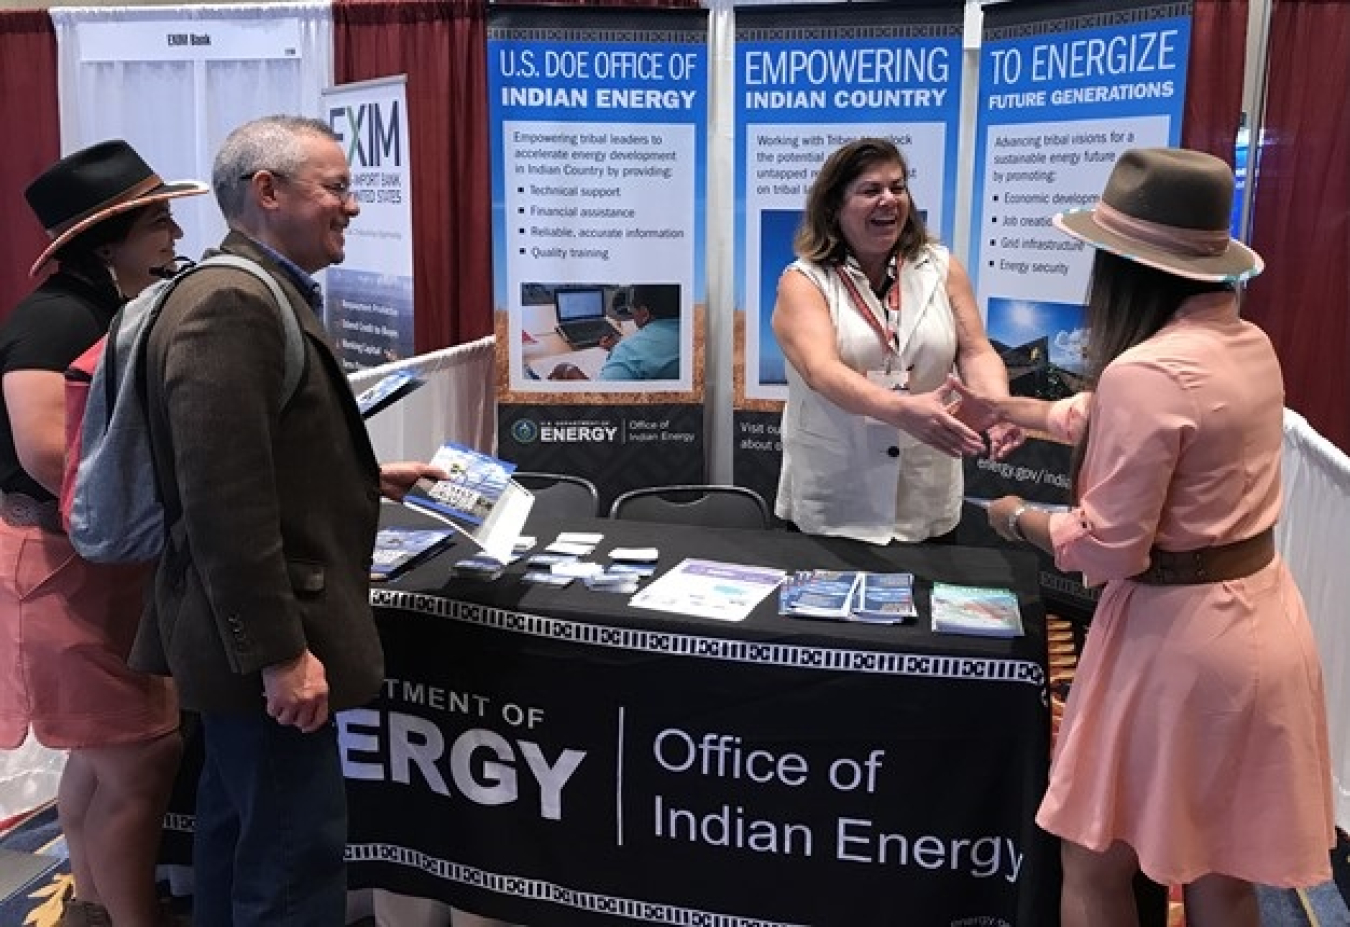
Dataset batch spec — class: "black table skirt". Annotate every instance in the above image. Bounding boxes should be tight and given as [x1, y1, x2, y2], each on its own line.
[164, 510, 1061, 927]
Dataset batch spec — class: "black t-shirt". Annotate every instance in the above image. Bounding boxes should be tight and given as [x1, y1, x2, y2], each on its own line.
[0, 271, 117, 501]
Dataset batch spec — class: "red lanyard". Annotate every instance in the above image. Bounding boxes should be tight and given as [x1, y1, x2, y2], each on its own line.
[834, 261, 901, 355]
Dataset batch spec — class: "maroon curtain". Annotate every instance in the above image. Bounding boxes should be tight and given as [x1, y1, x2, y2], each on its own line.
[1244, 0, 1350, 452]
[1180, 0, 1247, 161]
[0, 11, 59, 321]
[334, 0, 492, 351]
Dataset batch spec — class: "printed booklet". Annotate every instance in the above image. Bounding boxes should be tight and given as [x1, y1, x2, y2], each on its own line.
[850, 572, 917, 623]
[370, 527, 455, 582]
[354, 370, 424, 419]
[929, 582, 1024, 638]
[403, 441, 534, 565]
[779, 571, 862, 619]
[780, 571, 916, 624]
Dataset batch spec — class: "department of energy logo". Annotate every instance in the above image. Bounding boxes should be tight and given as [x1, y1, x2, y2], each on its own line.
[511, 419, 539, 444]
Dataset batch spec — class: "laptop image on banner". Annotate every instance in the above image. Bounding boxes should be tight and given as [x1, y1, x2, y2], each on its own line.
[554, 287, 620, 349]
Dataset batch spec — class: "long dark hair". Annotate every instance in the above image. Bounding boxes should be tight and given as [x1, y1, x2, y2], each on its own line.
[52, 206, 149, 303]
[1069, 250, 1230, 496]
[794, 138, 932, 266]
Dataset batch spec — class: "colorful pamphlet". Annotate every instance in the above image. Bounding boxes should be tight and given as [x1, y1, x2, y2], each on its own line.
[930, 582, 1025, 638]
[779, 571, 862, 619]
[369, 527, 455, 582]
[403, 441, 534, 564]
[850, 572, 917, 623]
[630, 559, 786, 623]
[779, 571, 916, 624]
[354, 370, 424, 419]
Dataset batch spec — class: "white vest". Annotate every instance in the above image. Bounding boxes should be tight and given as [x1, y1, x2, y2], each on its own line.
[775, 245, 961, 544]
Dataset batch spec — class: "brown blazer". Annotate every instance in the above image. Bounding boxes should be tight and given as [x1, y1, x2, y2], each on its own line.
[130, 232, 384, 713]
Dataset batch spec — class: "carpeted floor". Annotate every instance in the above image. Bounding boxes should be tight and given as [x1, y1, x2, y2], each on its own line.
[0, 803, 1345, 926]
[0, 802, 70, 927]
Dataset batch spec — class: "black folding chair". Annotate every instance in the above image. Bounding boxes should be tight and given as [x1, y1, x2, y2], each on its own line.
[608, 484, 770, 530]
[513, 472, 601, 522]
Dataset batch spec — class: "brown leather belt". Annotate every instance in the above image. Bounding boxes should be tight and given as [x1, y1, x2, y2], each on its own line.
[1131, 527, 1275, 585]
[0, 492, 63, 533]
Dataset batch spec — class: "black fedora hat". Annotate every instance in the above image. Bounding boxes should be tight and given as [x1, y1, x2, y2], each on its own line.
[1053, 147, 1262, 283]
[26, 139, 208, 277]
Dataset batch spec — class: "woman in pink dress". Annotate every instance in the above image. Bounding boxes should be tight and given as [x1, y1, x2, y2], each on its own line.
[955, 148, 1334, 927]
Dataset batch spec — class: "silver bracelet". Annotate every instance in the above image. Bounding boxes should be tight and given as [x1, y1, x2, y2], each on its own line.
[1006, 503, 1029, 542]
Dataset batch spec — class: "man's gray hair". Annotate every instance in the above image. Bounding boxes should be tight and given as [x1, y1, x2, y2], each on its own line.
[213, 115, 338, 219]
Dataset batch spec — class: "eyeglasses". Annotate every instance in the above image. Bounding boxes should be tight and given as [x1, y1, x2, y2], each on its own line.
[241, 170, 356, 205]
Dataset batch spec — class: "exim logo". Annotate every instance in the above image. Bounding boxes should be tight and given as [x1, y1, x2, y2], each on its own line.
[329, 100, 402, 168]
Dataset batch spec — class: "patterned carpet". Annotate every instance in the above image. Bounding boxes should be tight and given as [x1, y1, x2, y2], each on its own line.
[0, 802, 70, 927]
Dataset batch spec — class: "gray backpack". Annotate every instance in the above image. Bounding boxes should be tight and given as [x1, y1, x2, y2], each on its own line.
[66, 254, 305, 563]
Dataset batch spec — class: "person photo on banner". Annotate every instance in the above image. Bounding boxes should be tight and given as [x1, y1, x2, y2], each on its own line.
[771, 137, 1021, 545]
[549, 282, 680, 382]
[1, 140, 208, 927]
[954, 148, 1334, 927]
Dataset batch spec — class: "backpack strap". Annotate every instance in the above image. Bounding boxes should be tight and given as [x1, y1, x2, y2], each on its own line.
[147, 256, 305, 540]
[195, 254, 307, 408]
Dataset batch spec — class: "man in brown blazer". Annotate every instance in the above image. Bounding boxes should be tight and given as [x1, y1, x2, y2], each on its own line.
[132, 115, 440, 927]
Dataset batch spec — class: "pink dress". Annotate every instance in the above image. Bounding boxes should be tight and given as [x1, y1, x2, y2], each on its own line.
[1038, 292, 1334, 887]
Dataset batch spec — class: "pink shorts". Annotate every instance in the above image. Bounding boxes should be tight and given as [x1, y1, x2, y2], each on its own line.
[0, 521, 177, 748]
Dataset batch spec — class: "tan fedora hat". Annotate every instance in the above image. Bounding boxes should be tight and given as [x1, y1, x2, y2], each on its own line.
[1053, 147, 1263, 283]
[26, 139, 209, 277]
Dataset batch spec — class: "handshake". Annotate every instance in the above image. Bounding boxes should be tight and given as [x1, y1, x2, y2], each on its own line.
[898, 375, 1034, 461]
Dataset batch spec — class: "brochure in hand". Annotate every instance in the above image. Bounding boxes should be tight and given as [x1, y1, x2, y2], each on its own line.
[354, 370, 424, 419]
[929, 582, 1024, 638]
[369, 526, 455, 582]
[403, 441, 534, 565]
[780, 571, 916, 624]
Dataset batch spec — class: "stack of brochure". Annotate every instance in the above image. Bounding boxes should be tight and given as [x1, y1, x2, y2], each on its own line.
[929, 582, 1024, 638]
[851, 572, 919, 623]
[779, 571, 917, 624]
[369, 527, 454, 582]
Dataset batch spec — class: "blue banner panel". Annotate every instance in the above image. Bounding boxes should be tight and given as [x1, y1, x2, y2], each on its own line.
[488, 7, 709, 488]
[731, 4, 964, 509]
[964, 0, 1192, 622]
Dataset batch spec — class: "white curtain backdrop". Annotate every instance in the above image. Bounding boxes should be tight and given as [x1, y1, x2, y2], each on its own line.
[50, 2, 333, 263]
[348, 336, 498, 462]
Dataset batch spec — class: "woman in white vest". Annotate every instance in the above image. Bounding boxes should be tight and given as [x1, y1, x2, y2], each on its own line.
[772, 138, 1018, 543]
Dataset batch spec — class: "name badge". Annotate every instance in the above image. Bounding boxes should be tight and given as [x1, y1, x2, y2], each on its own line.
[866, 368, 908, 392]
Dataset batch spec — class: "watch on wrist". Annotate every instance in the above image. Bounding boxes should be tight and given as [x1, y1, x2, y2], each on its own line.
[1006, 503, 1029, 542]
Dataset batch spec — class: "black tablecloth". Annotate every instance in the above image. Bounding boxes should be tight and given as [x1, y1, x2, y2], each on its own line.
[327, 510, 1059, 926]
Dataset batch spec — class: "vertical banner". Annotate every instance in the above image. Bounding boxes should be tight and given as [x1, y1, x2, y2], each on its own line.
[961, 0, 1192, 619]
[732, 5, 965, 514]
[489, 8, 708, 507]
[321, 76, 415, 370]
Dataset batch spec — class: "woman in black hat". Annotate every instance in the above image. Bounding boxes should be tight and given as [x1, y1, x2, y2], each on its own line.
[954, 148, 1334, 926]
[0, 140, 207, 927]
